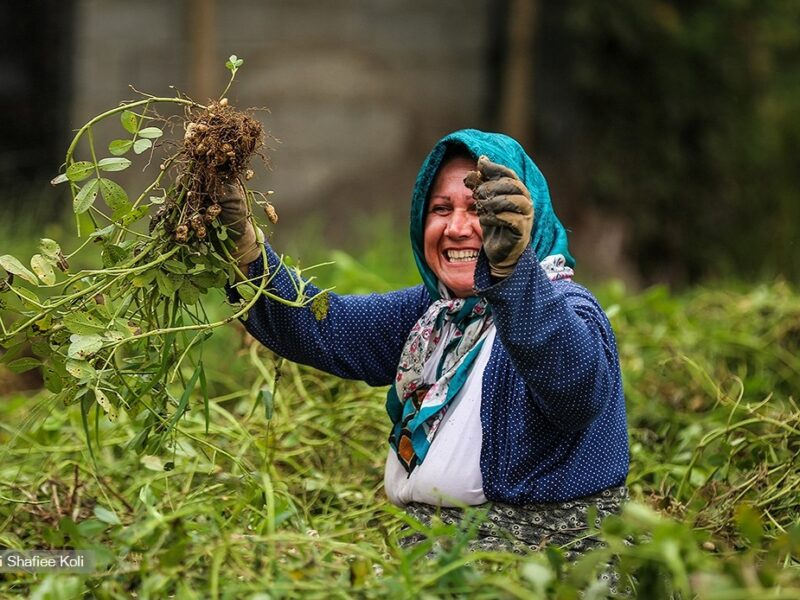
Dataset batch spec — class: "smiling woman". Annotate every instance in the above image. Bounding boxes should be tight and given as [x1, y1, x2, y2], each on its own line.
[224, 129, 629, 570]
[423, 154, 483, 297]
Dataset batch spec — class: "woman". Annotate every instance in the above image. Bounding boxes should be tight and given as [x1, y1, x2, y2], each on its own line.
[222, 129, 629, 556]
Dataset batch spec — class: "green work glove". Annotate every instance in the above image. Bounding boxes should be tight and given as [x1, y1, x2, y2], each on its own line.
[218, 181, 262, 266]
[464, 155, 534, 279]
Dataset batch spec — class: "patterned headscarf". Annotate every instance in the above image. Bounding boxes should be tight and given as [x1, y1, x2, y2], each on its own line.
[387, 130, 574, 473]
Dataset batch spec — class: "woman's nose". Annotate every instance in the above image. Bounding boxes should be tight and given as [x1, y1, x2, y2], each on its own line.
[445, 208, 475, 238]
[444, 209, 469, 238]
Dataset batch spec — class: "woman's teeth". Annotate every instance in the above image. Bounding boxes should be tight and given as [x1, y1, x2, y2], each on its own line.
[446, 249, 478, 263]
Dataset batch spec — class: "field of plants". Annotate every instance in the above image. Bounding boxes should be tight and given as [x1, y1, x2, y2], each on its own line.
[1, 233, 799, 598]
[1, 59, 798, 599]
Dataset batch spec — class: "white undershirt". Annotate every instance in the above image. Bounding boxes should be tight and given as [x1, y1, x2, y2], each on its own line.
[384, 327, 496, 507]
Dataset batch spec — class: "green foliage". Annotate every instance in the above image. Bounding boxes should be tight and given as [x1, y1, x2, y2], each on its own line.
[601, 279, 800, 550]
[565, 0, 800, 283]
[0, 59, 326, 469]
[2, 274, 799, 597]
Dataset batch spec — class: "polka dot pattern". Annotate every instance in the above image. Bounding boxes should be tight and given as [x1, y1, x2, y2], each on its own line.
[233, 243, 629, 504]
[474, 246, 629, 503]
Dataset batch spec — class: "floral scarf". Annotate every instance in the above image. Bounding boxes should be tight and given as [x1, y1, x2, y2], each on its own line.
[387, 254, 574, 474]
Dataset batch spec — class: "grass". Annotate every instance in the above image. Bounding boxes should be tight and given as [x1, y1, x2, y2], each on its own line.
[1, 216, 799, 598]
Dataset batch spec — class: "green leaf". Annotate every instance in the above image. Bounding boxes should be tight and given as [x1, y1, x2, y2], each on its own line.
[0, 341, 26, 364]
[111, 318, 134, 339]
[141, 455, 163, 472]
[0, 254, 38, 284]
[121, 205, 149, 227]
[97, 157, 131, 172]
[101, 244, 130, 268]
[166, 362, 202, 432]
[74, 178, 100, 214]
[133, 138, 152, 154]
[39, 238, 62, 260]
[261, 387, 274, 420]
[102, 330, 125, 344]
[121, 110, 138, 134]
[65, 359, 97, 380]
[89, 224, 116, 240]
[99, 178, 131, 218]
[79, 395, 96, 461]
[77, 518, 107, 538]
[66, 161, 96, 182]
[139, 484, 157, 506]
[226, 54, 244, 71]
[63, 311, 107, 334]
[132, 268, 157, 288]
[163, 260, 188, 274]
[42, 364, 64, 394]
[95, 388, 119, 422]
[67, 334, 104, 360]
[94, 505, 121, 525]
[33, 314, 53, 332]
[15, 286, 40, 306]
[199, 362, 209, 434]
[30, 338, 51, 358]
[138, 126, 163, 139]
[192, 270, 216, 290]
[6, 357, 42, 374]
[156, 270, 182, 296]
[735, 504, 763, 544]
[30, 254, 56, 285]
[178, 281, 200, 304]
[236, 283, 257, 302]
[50, 173, 69, 185]
[311, 291, 330, 321]
[108, 139, 133, 156]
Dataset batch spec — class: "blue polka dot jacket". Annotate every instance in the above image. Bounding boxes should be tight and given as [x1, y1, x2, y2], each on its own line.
[235, 241, 630, 505]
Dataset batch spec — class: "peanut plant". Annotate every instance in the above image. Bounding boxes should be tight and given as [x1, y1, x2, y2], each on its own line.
[0, 57, 322, 458]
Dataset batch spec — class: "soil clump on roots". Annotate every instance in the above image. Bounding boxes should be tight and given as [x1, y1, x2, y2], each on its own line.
[158, 100, 264, 242]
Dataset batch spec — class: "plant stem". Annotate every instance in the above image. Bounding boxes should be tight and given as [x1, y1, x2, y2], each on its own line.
[64, 97, 204, 166]
[218, 70, 237, 102]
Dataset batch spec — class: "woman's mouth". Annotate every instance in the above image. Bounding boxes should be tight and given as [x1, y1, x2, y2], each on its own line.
[445, 249, 479, 263]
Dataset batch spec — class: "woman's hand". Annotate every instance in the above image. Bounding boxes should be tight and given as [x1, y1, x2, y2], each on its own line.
[464, 156, 534, 279]
[218, 181, 261, 268]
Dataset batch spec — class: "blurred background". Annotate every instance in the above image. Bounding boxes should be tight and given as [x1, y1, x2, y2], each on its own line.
[2, 0, 799, 287]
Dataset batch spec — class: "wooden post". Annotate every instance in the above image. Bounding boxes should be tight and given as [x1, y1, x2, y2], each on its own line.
[188, 0, 217, 101]
[500, 0, 537, 149]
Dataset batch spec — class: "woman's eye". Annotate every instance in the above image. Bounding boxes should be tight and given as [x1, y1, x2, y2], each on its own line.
[431, 205, 451, 215]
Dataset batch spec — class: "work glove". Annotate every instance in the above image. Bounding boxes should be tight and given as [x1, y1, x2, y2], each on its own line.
[464, 155, 534, 279]
[218, 181, 262, 266]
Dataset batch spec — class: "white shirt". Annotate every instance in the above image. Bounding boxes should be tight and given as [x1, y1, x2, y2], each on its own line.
[384, 327, 496, 507]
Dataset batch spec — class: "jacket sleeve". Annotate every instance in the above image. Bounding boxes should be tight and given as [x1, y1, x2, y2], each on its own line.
[473, 246, 621, 431]
[227, 243, 430, 387]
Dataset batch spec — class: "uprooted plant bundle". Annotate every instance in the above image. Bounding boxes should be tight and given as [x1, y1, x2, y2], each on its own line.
[0, 56, 322, 457]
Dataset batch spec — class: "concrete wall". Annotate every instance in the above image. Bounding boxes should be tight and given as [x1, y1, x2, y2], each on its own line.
[72, 0, 492, 244]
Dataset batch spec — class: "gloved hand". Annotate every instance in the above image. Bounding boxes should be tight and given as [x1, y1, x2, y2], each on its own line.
[464, 155, 534, 279]
[218, 181, 262, 266]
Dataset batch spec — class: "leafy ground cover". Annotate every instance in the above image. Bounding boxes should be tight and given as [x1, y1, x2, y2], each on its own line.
[1, 250, 799, 598]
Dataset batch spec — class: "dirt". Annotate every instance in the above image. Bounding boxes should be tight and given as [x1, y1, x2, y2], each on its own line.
[154, 100, 265, 242]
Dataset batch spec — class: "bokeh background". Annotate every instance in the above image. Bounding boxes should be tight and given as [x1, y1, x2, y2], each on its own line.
[2, 0, 799, 287]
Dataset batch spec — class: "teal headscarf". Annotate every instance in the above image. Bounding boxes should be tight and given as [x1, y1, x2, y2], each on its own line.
[409, 129, 573, 299]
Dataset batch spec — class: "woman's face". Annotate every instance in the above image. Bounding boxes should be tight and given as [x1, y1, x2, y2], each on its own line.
[423, 156, 482, 298]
